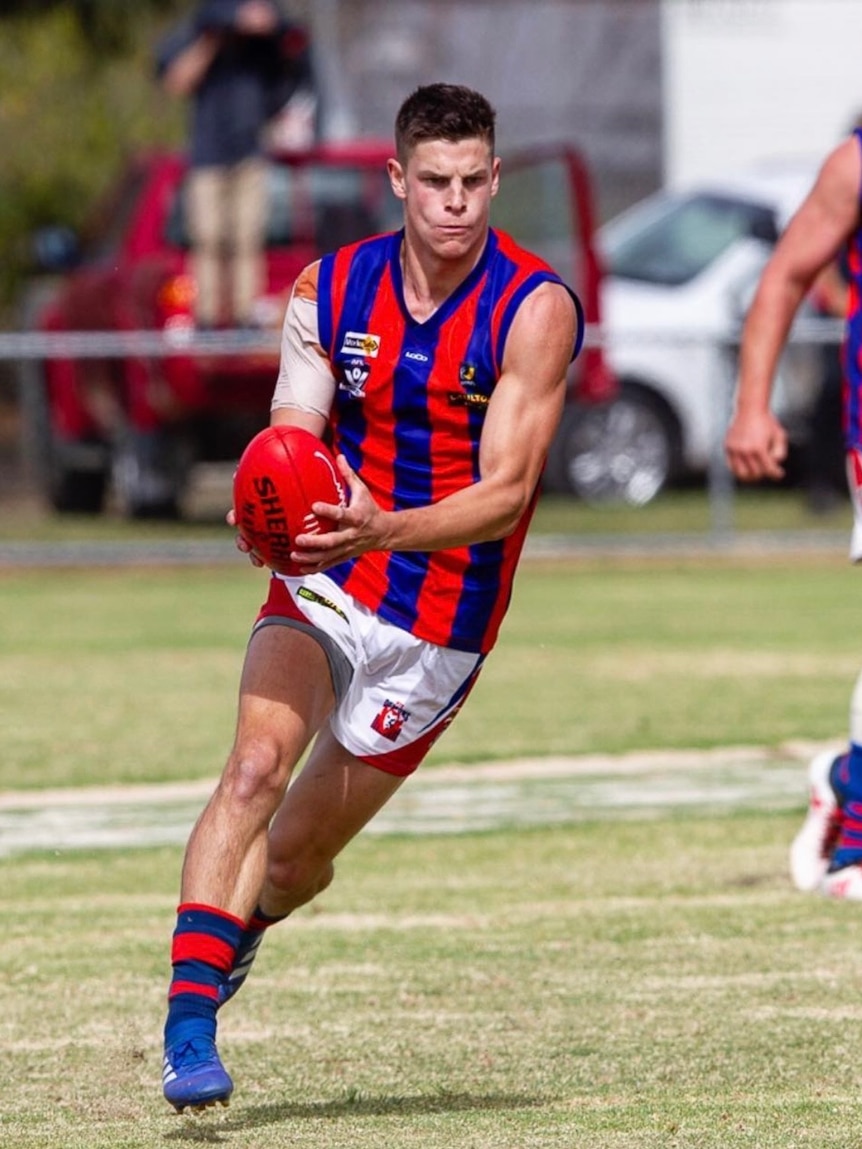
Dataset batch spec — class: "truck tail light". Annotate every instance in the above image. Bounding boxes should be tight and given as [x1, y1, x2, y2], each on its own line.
[576, 347, 618, 405]
[157, 274, 196, 315]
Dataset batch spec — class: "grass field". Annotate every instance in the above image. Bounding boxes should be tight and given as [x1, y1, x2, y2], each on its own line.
[3, 505, 862, 1145]
[2, 813, 860, 1148]
[2, 547, 860, 791]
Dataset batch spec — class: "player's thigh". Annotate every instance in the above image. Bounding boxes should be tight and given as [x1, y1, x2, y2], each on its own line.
[233, 623, 336, 774]
[267, 725, 405, 865]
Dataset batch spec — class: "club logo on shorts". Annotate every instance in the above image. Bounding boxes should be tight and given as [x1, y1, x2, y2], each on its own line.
[371, 699, 410, 742]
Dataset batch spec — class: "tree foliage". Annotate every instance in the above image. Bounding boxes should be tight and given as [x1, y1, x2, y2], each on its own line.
[0, 6, 190, 315]
[0, 0, 187, 52]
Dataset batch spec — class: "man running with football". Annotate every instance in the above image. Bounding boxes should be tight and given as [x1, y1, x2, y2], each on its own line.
[161, 82, 583, 1113]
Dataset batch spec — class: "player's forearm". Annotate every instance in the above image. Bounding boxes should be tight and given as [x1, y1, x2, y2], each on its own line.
[377, 477, 534, 553]
[735, 275, 807, 414]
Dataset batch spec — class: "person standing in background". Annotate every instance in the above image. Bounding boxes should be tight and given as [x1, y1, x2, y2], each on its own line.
[155, 0, 316, 330]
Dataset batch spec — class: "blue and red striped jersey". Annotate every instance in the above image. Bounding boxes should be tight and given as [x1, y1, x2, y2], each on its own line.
[317, 227, 583, 653]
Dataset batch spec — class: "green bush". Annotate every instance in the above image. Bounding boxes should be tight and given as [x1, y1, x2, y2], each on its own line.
[0, 7, 186, 318]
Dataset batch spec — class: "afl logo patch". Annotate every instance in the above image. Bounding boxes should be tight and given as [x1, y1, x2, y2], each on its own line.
[338, 357, 370, 397]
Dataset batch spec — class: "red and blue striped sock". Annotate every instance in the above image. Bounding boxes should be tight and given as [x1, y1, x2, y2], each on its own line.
[164, 903, 245, 1048]
[220, 905, 286, 1006]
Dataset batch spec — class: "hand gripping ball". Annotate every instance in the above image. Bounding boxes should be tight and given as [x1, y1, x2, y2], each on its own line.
[232, 425, 346, 574]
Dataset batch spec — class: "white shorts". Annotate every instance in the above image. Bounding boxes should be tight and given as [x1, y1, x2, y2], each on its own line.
[254, 573, 486, 776]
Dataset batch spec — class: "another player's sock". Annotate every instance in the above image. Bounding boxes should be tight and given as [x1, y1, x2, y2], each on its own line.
[219, 905, 286, 1006]
[846, 449, 862, 562]
[828, 747, 862, 871]
[164, 903, 244, 1049]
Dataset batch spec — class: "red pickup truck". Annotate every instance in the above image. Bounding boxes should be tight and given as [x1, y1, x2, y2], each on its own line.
[21, 140, 614, 517]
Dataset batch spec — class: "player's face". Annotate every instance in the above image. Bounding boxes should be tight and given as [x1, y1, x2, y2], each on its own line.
[387, 138, 500, 262]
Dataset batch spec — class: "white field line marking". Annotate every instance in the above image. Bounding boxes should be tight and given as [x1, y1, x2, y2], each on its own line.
[0, 742, 835, 857]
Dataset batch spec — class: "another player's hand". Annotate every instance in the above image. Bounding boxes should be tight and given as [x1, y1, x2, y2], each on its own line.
[291, 455, 386, 572]
[226, 506, 265, 568]
[724, 408, 788, 482]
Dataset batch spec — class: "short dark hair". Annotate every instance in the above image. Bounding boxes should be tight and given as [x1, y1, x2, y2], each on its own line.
[394, 83, 496, 162]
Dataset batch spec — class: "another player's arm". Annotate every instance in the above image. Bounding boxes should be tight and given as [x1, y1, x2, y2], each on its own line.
[726, 137, 862, 482]
[298, 280, 577, 564]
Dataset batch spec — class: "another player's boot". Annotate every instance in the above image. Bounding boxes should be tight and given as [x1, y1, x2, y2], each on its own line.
[820, 863, 862, 899]
[163, 1034, 234, 1113]
[789, 749, 844, 891]
[219, 906, 286, 1006]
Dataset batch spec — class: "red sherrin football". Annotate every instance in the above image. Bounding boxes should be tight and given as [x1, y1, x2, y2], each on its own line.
[233, 426, 346, 575]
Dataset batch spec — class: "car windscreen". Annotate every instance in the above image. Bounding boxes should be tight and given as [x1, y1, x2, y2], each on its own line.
[491, 154, 586, 292]
[78, 165, 151, 261]
[601, 192, 779, 286]
[165, 161, 400, 251]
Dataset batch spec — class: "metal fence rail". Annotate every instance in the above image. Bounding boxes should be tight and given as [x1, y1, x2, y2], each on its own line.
[0, 318, 845, 360]
[0, 319, 848, 549]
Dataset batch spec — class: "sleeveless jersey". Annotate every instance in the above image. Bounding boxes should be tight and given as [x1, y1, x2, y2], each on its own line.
[315, 227, 583, 654]
[840, 128, 862, 449]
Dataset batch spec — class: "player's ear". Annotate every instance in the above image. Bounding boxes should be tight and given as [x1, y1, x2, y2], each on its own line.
[387, 157, 407, 201]
[490, 156, 501, 198]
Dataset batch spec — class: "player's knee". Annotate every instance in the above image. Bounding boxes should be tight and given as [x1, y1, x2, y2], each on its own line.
[267, 855, 335, 909]
[223, 737, 290, 807]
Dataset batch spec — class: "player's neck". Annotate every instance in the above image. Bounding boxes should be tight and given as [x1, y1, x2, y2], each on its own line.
[399, 233, 487, 322]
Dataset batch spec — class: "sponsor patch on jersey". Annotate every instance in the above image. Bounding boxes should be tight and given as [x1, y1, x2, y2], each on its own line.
[341, 331, 381, 358]
[297, 586, 348, 621]
[448, 361, 489, 407]
[448, 390, 490, 408]
[371, 699, 411, 742]
[448, 364, 490, 408]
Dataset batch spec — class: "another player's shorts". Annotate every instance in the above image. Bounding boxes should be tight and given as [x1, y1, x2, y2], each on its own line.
[253, 572, 486, 776]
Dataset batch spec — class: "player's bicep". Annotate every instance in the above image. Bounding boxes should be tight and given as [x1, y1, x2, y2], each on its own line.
[774, 141, 862, 287]
[480, 283, 577, 485]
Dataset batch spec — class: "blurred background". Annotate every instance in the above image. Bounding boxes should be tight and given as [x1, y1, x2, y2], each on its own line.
[2, 0, 862, 537]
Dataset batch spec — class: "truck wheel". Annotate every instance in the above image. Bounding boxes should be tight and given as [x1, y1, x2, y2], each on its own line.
[17, 356, 109, 514]
[547, 386, 678, 506]
[111, 429, 187, 520]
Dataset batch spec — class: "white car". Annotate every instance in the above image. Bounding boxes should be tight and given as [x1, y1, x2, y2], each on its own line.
[547, 160, 834, 505]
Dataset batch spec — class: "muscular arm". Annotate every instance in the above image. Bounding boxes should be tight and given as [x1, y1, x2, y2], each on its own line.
[725, 137, 861, 481]
[296, 281, 578, 564]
